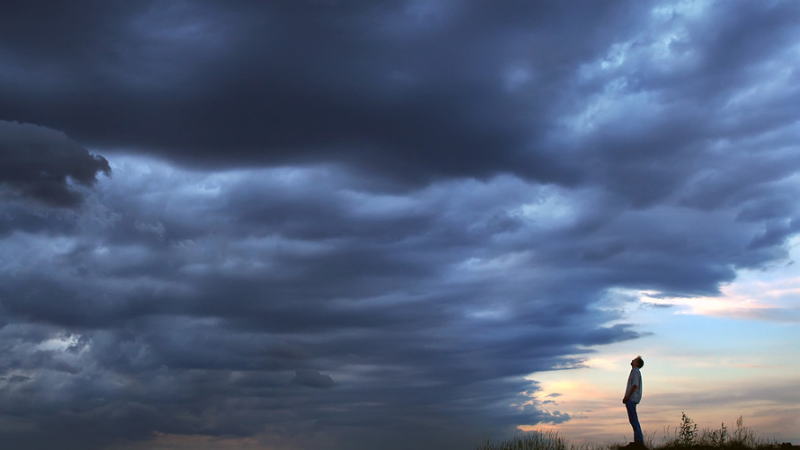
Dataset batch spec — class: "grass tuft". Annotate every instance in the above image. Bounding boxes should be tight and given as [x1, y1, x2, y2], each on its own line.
[476, 430, 568, 450]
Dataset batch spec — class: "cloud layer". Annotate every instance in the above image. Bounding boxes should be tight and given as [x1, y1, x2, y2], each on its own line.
[1, 1, 799, 449]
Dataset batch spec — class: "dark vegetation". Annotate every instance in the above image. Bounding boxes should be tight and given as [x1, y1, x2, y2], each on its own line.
[477, 412, 796, 450]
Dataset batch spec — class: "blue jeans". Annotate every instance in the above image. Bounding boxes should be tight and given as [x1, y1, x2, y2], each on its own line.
[626, 400, 644, 443]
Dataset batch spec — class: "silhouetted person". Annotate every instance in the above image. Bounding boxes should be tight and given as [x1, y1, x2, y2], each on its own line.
[623, 356, 644, 448]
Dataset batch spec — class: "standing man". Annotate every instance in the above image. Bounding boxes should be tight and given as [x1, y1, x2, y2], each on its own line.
[623, 356, 645, 448]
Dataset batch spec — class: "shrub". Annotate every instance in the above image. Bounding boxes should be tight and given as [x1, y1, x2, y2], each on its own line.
[729, 416, 759, 448]
[701, 421, 728, 447]
[677, 411, 698, 447]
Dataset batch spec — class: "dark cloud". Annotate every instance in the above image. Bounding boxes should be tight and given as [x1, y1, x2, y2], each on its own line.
[0, 0, 645, 186]
[292, 369, 335, 388]
[0, 1, 800, 449]
[0, 121, 110, 208]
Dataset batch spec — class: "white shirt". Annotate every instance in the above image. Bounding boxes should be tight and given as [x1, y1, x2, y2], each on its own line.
[626, 367, 643, 403]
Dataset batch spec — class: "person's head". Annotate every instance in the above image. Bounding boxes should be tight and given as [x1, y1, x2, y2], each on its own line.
[631, 356, 644, 368]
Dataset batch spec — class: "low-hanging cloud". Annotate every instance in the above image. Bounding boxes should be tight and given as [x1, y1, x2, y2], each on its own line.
[0, 120, 110, 208]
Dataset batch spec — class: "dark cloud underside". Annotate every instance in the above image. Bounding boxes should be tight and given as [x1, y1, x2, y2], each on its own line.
[0, 121, 109, 208]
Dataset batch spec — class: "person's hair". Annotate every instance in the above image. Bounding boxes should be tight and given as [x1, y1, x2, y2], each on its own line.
[634, 356, 644, 368]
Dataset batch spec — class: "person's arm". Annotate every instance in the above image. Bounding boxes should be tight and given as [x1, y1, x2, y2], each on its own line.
[623, 372, 639, 403]
[623, 384, 638, 403]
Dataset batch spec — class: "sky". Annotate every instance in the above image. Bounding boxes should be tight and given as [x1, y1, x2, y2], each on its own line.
[0, 1, 799, 449]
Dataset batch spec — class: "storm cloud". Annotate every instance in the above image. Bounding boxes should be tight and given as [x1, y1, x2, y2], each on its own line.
[1, 1, 799, 449]
[0, 120, 109, 208]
